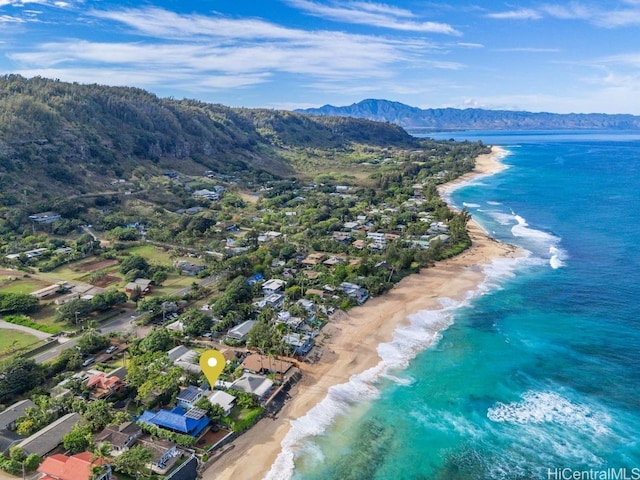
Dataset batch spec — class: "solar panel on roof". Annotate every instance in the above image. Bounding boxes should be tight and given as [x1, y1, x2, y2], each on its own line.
[184, 407, 207, 419]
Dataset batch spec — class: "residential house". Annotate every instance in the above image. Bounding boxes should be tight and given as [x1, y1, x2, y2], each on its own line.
[340, 282, 369, 305]
[176, 386, 205, 410]
[16, 412, 82, 456]
[254, 293, 285, 310]
[193, 188, 223, 201]
[226, 320, 257, 342]
[37, 452, 112, 480]
[342, 221, 359, 230]
[138, 407, 209, 438]
[366, 232, 386, 249]
[262, 278, 286, 295]
[0, 399, 36, 431]
[301, 270, 320, 280]
[167, 346, 200, 374]
[207, 391, 236, 416]
[241, 354, 294, 377]
[0, 430, 22, 455]
[282, 333, 314, 356]
[135, 436, 179, 474]
[94, 422, 142, 455]
[174, 261, 206, 276]
[276, 311, 304, 331]
[296, 298, 316, 312]
[428, 221, 450, 235]
[29, 211, 61, 224]
[229, 374, 273, 401]
[352, 239, 366, 250]
[305, 288, 325, 299]
[124, 278, 153, 295]
[85, 372, 125, 399]
[332, 231, 352, 243]
[323, 255, 346, 267]
[301, 253, 325, 267]
[257, 231, 282, 243]
[247, 273, 265, 286]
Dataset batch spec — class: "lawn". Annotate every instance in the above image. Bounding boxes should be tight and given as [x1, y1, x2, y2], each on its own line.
[0, 277, 49, 294]
[0, 329, 42, 358]
[127, 245, 176, 264]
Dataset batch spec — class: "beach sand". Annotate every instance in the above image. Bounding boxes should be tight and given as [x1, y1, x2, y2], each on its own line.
[205, 145, 517, 480]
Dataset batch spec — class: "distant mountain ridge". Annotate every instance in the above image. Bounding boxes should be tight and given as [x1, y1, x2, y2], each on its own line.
[296, 99, 640, 131]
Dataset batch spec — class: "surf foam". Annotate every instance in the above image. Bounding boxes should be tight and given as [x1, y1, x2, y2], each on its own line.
[265, 254, 525, 480]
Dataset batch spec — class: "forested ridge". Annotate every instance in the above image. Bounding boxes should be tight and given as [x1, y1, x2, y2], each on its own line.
[0, 75, 418, 204]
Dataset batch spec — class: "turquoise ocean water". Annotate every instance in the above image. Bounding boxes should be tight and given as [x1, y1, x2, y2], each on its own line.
[267, 131, 640, 480]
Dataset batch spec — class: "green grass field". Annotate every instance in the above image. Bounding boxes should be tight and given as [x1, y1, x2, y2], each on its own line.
[0, 329, 42, 358]
[0, 277, 49, 294]
[127, 245, 176, 264]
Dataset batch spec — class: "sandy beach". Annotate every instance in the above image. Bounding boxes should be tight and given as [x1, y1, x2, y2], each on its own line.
[205, 145, 518, 480]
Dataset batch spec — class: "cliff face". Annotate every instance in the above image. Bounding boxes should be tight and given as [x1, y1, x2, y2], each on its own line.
[297, 99, 640, 130]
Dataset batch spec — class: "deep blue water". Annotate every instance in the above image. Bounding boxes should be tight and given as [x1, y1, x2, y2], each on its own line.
[269, 132, 640, 480]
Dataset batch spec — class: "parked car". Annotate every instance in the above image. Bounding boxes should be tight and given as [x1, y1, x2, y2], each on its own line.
[105, 346, 118, 354]
[82, 357, 95, 367]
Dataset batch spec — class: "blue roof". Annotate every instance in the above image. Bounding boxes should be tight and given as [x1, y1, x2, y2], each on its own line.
[247, 273, 265, 285]
[139, 407, 209, 437]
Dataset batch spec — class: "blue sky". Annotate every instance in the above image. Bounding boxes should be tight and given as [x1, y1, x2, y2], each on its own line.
[2, 1, 640, 114]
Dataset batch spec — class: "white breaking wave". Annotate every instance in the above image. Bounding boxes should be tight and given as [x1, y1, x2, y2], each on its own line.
[463, 202, 481, 208]
[510, 214, 567, 269]
[265, 255, 525, 480]
[487, 390, 612, 436]
[489, 210, 518, 226]
[486, 200, 502, 206]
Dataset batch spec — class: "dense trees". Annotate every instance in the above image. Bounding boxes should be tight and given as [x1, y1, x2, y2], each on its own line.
[111, 445, 153, 477]
[0, 357, 44, 403]
[0, 292, 39, 314]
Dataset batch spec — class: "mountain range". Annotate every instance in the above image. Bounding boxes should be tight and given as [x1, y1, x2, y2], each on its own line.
[296, 99, 640, 131]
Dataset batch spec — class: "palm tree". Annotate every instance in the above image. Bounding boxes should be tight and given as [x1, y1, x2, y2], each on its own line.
[90, 442, 112, 480]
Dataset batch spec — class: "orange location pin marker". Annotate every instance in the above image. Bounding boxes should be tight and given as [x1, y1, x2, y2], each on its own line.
[200, 350, 226, 387]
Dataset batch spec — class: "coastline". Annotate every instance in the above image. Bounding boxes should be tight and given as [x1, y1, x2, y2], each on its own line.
[206, 145, 519, 480]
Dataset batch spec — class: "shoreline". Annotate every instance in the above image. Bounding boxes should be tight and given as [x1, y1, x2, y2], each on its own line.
[206, 145, 519, 480]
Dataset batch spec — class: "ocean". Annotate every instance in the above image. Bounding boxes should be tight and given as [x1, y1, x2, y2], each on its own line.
[267, 131, 640, 480]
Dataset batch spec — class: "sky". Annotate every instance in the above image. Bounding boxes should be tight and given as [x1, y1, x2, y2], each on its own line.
[2, 1, 640, 114]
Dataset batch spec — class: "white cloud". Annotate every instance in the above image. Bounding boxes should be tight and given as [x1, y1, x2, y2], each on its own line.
[457, 42, 484, 48]
[495, 47, 561, 53]
[0, 14, 23, 22]
[486, 8, 542, 20]
[494, 2, 640, 28]
[286, 0, 461, 34]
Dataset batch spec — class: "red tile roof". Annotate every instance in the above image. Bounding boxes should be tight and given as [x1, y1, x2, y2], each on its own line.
[37, 452, 108, 480]
[86, 373, 123, 390]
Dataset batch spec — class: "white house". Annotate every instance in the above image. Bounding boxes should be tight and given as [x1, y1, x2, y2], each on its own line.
[207, 390, 236, 415]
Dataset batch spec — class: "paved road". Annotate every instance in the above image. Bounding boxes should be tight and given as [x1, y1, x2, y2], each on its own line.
[0, 319, 53, 340]
[32, 311, 141, 364]
[32, 337, 78, 364]
[29, 273, 219, 364]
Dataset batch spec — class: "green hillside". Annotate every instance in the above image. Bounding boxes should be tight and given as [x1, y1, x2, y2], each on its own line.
[0, 75, 417, 205]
